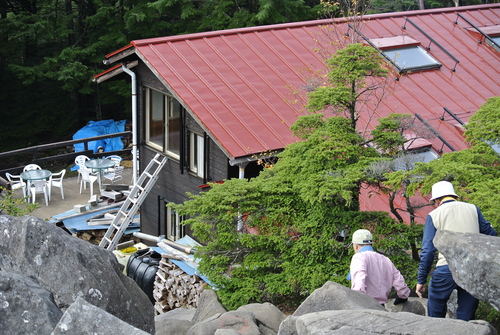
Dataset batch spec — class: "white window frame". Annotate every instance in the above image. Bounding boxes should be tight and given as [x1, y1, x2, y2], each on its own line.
[165, 204, 185, 241]
[145, 87, 181, 159]
[145, 88, 164, 151]
[189, 132, 205, 178]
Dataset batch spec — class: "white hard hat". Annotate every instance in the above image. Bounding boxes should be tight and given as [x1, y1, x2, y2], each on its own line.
[430, 181, 458, 201]
[352, 229, 373, 245]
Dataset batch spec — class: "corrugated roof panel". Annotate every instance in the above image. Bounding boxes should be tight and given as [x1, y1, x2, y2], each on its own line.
[136, 27, 333, 157]
[120, 6, 500, 204]
[97, 4, 500, 222]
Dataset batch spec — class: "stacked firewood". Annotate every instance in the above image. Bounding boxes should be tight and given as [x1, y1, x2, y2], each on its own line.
[153, 253, 207, 314]
[73, 229, 139, 246]
[73, 229, 106, 245]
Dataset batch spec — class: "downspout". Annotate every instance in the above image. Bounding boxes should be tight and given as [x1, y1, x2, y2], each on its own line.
[239, 166, 245, 179]
[121, 64, 138, 184]
[237, 162, 248, 231]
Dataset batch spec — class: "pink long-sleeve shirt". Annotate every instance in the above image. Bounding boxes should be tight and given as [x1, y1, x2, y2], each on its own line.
[350, 250, 410, 304]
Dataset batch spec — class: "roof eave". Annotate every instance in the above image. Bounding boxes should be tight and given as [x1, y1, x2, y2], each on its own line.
[93, 60, 138, 84]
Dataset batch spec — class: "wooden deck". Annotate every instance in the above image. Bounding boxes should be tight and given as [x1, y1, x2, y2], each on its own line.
[18, 167, 133, 222]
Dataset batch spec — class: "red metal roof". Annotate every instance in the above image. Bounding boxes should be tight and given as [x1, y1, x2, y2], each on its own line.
[122, 4, 500, 161]
[103, 4, 500, 224]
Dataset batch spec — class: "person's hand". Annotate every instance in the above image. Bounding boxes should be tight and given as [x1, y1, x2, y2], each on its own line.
[416, 283, 426, 298]
[394, 296, 408, 305]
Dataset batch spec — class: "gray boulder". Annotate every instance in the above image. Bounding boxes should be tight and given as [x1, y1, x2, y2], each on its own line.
[0, 271, 62, 335]
[191, 289, 227, 323]
[277, 316, 299, 335]
[385, 297, 426, 315]
[433, 230, 500, 311]
[156, 307, 196, 321]
[293, 281, 386, 316]
[0, 215, 154, 333]
[51, 297, 150, 335]
[237, 302, 287, 334]
[187, 310, 261, 335]
[155, 319, 194, 335]
[296, 309, 496, 334]
[214, 330, 240, 335]
[155, 308, 196, 335]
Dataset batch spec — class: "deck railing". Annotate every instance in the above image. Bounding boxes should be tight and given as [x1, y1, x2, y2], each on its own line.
[0, 131, 132, 176]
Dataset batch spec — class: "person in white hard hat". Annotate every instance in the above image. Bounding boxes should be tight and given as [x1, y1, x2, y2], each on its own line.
[416, 180, 497, 321]
[349, 229, 410, 305]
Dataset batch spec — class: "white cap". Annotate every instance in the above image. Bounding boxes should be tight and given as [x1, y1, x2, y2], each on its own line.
[430, 181, 458, 201]
[352, 229, 373, 245]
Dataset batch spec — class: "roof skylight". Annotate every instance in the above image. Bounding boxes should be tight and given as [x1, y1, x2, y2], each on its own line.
[383, 46, 441, 73]
[370, 36, 441, 73]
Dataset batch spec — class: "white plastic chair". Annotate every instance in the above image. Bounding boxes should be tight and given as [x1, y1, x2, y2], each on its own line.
[23, 164, 42, 172]
[75, 155, 90, 184]
[103, 155, 123, 174]
[79, 167, 98, 196]
[105, 155, 123, 167]
[103, 166, 124, 184]
[49, 169, 66, 200]
[30, 180, 49, 206]
[5, 173, 26, 197]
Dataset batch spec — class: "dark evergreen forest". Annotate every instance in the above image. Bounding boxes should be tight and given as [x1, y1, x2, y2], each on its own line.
[0, 0, 488, 152]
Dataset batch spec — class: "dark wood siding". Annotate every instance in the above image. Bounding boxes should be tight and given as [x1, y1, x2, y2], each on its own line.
[136, 64, 230, 239]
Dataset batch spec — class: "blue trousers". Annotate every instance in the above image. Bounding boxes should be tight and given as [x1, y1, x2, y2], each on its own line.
[428, 265, 478, 321]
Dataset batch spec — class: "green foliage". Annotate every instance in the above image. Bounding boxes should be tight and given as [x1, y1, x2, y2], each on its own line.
[369, 0, 420, 14]
[0, 0, 320, 151]
[174, 115, 419, 310]
[307, 43, 389, 129]
[401, 142, 500, 232]
[464, 96, 500, 146]
[286, 116, 380, 208]
[0, 188, 38, 216]
[476, 301, 500, 331]
[370, 114, 414, 156]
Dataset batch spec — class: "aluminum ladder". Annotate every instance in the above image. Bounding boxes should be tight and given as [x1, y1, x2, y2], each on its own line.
[99, 153, 168, 250]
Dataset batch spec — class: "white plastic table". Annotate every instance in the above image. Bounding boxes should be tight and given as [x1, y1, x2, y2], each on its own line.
[20, 169, 52, 202]
[85, 158, 115, 188]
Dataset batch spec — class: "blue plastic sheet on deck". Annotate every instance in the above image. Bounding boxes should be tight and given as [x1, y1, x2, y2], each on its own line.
[73, 119, 126, 154]
[54, 206, 139, 234]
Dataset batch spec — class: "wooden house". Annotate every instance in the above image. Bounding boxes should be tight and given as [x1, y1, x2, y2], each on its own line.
[94, 4, 500, 240]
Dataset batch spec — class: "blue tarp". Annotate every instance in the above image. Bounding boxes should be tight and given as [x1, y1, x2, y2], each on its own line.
[73, 119, 126, 154]
[53, 205, 140, 234]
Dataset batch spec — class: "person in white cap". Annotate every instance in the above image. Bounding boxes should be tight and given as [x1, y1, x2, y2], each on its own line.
[349, 229, 410, 305]
[416, 180, 497, 321]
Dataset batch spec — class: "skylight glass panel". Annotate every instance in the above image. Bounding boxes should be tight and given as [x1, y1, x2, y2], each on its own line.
[488, 36, 500, 52]
[393, 148, 439, 171]
[488, 142, 500, 154]
[383, 46, 441, 73]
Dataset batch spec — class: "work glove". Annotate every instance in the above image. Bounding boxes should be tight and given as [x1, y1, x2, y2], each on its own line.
[394, 296, 407, 305]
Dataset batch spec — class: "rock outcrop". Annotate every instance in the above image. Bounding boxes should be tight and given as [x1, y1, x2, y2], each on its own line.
[0, 271, 62, 334]
[51, 297, 150, 335]
[434, 230, 500, 311]
[292, 280, 386, 316]
[293, 309, 497, 335]
[0, 215, 154, 334]
[1, 215, 499, 335]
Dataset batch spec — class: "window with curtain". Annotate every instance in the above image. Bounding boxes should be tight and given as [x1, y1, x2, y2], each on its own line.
[145, 87, 182, 159]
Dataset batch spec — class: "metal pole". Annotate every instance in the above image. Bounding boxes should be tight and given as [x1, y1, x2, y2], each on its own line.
[121, 64, 138, 185]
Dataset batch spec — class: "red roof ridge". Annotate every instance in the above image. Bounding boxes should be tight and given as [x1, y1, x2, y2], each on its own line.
[131, 3, 500, 46]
